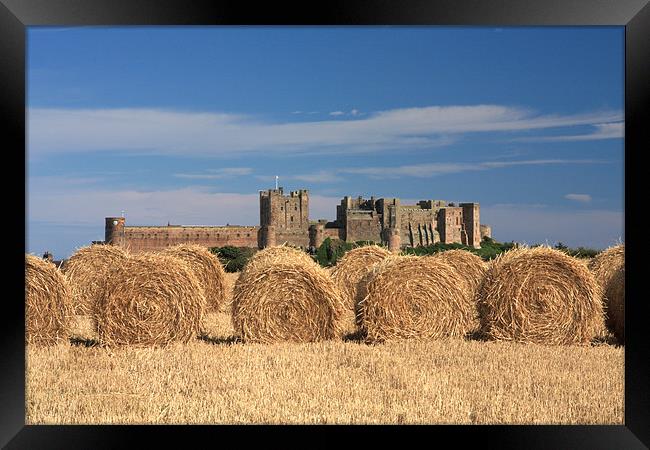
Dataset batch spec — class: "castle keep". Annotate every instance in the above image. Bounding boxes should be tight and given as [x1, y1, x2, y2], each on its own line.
[104, 187, 491, 252]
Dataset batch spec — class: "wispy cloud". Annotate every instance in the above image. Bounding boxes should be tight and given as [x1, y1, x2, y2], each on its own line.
[256, 170, 343, 184]
[339, 159, 607, 179]
[565, 193, 592, 203]
[511, 122, 624, 142]
[173, 167, 253, 179]
[28, 105, 623, 157]
[27, 180, 341, 231]
[329, 111, 345, 116]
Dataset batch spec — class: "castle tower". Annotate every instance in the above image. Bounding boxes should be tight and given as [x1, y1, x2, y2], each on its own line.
[309, 222, 326, 249]
[259, 187, 310, 248]
[105, 217, 126, 246]
[460, 202, 481, 248]
[384, 227, 401, 253]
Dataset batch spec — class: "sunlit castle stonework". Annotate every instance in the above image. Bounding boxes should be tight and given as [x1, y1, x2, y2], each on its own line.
[103, 187, 491, 252]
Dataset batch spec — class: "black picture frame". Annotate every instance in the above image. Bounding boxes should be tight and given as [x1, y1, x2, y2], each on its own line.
[2, 0, 648, 447]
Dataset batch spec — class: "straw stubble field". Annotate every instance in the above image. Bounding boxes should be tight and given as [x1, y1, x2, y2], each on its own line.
[26, 273, 624, 425]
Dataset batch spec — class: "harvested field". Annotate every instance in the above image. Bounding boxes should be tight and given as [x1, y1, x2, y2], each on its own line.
[28, 307, 624, 425]
[28, 253, 625, 425]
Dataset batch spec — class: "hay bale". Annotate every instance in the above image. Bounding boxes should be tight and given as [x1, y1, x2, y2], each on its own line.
[605, 266, 625, 342]
[357, 255, 478, 342]
[94, 253, 206, 347]
[245, 244, 314, 269]
[234, 244, 316, 296]
[25, 254, 73, 345]
[232, 251, 346, 343]
[158, 244, 227, 312]
[63, 244, 130, 315]
[331, 245, 392, 311]
[430, 249, 487, 299]
[478, 246, 605, 345]
[589, 244, 625, 342]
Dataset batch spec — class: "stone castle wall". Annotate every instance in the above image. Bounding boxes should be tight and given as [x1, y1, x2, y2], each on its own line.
[107, 223, 259, 253]
[104, 188, 488, 252]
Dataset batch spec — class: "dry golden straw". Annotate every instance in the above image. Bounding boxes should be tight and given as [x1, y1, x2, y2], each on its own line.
[357, 255, 479, 342]
[331, 245, 392, 312]
[232, 246, 346, 343]
[589, 244, 625, 343]
[247, 244, 314, 267]
[158, 244, 227, 312]
[478, 246, 605, 345]
[234, 244, 315, 301]
[94, 253, 206, 347]
[25, 254, 73, 346]
[430, 249, 487, 299]
[63, 244, 130, 315]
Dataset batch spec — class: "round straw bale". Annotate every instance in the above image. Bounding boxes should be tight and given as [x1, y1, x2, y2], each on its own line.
[235, 244, 316, 294]
[357, 254, 478, 342]
[354, 255, 408, 331]
[25, 254, 73, 345]
[232, 253, 346, 343]
[430, 249, 487, 299]
[604, 266, 625, 342]
[158, 244, 227, 312]
[245, 244, 314, 269]
[94, 253, 206, 347]
[478, 246, 605, 345]
[589, 244, 625, 342]
[63, 244, 130, 315]
[331, 245, 392, 311]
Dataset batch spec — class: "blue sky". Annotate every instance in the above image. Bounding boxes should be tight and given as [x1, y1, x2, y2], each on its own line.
[26, 27, 624, 258]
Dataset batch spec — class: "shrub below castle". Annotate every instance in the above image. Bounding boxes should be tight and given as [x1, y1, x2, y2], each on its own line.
[315, 238, 378, 267]
[210, 246, 258, 273]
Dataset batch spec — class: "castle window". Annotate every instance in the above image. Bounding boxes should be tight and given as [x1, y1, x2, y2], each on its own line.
[291, 216, 294, 222]
[295, 206, 298, 211]
[280, 206, 283, 211]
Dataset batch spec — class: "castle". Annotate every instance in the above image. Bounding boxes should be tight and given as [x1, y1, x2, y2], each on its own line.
[103, 187, 491, 252]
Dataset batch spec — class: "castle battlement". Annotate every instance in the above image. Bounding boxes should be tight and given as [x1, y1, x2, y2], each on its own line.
[104, 187, 491, 253]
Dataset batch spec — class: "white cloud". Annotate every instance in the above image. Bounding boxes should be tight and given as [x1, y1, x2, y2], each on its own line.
[173, 167, 253, 179]
[511, 122, 624, 142]
[27, 177, 342, 228]
[339, 159, 607, 179]
[565, 193, 592, 203]
[28, 105, 623, 157]
[350, 109, 360, 116]
[256, 170, 343, 184]
[329, 111, 345, 116]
